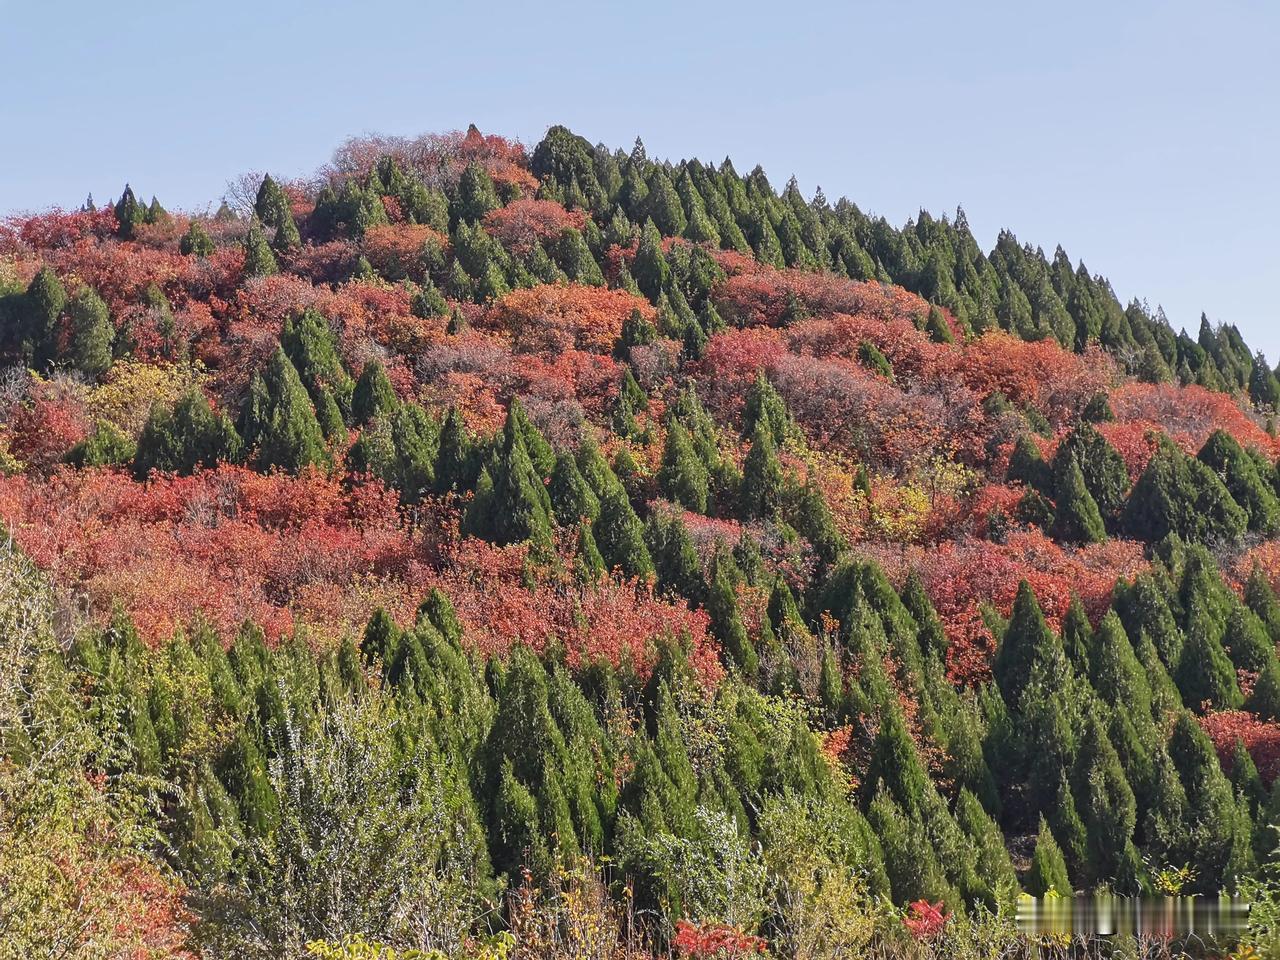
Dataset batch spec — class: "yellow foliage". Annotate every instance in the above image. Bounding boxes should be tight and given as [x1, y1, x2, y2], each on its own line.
[85, 359, 206, 435]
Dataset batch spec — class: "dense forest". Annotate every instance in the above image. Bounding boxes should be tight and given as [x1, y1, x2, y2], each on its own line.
[5, 124, 1280, 958]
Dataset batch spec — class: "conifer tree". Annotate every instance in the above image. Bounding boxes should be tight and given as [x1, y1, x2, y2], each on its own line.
[241, 348, 330, 474]
[657, 421, 710, 513]
[645, 510, 707, 606]
[548, 451, 600, 527]
[994, 581, 1060, 712]
[741, 372, 796, 445]
[114, 184, 145, 239]
[632, 220, 669, 302]
[1198, 430, 1280, 535]
[1175, 599, 1243, 711]
[242, 219, 279, 277]
[740, 422, 783, 519]
[23, 265, 66, 367]
[1026, 816, 1073, 896]
[1124, 437, 1247, 544]
[454, 162, 500, 224]
[179, 219, 216, 257]
[573, 521, 606, 584]
[593, 484, 653, 579]
[134, 388, 243, 478]
[1052, 456, 1108, 544]
[462, 405, 555, 555]
[68, 287, 114, 379]
[351, 359, 397, 425]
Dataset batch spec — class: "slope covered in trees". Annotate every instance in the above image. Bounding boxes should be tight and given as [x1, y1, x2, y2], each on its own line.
[4, 123, 1280, 957]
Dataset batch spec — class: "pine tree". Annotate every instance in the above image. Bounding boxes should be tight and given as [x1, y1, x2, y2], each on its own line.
[573, 521, 606, 584]
[1026, 816, 1073, 896]
[179, 219, 216, 257]
[67, 287, 114, 379]
[741, 372, 796, 445]
[740, 422, 783, 519]
[134, 388, 242, 478]
[351, 359, 397, 425]
[1055, 422, 1130, 525]
[1175, 598, 1243, 711]
[657, 421, 710, 513]
[242, 219, 279, 277]
[1074, 713, 1140, 888]
[1052, 455, 1108, 544]
[23, 265, 66, 367]
[434, 406, 477, 493]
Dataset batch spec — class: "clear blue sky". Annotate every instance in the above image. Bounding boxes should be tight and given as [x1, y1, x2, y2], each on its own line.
[2, 0, 1276, 361]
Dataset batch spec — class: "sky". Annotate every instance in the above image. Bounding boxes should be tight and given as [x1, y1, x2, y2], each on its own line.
[1, 0, 1276, 360]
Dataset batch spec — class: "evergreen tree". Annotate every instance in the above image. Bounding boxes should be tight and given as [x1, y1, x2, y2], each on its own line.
[22, 265, 66, 367]
[351, 359, 397, 426]
[454, 162, 500, 224]
[241, 348, 330, 474]
[593, 484, 653, 579]
[1026, 816, 1073, 896]
[462, 404, 555, 555]
[1198, 430, 1280, 535]
[67, 287, 114, 379]
[548, 451, 600, 528]
[113, 184, 145, 239]
[645, 510, 707, 606]
[740, 423, 783, 519]
[134, 388, 243, 478]
[632, 220, 669, 302]
[657, 421, 710, 513]
[741, 372, 796, 445]
[242, 219, 279, 277]
[1124, 437, 1247, 544]
[1052, 455, 1108, 544]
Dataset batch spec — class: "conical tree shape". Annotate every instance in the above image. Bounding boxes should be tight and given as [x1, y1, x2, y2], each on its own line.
[242, 219, 278, 277]
[68, 288, 114, 379]
[1052, 455, 1107, 544]
[592, 485, 652, 579]
[994, 581, 1060, 712]
[548, 451, 599, 527]
[1198, 430, 1280, 535]
[740, 422, 783, 519]
[249, 348, 329, 474]
[351, 359, 397, 425]
[657, 421, 709, 513]
[1026, 816, 1073, 896]
[462, 406, 555, 555]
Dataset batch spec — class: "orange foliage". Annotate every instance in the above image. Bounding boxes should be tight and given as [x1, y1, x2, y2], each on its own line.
[486, 283, 653, 354]
[484, 199, 585, 255]
[361, 223, 448, 280]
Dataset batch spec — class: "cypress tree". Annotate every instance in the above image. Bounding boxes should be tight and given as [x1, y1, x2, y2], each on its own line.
[1008, 434, 1052, 492]
[593, 484, 653, 579]
[68, 287, 114, 379]
[1123, 437, 1247, 544]
[1052, 456, 1108, 544]
[1026, 816, 1073, 896]
[113, 184, 145, 239]
[454, 162, 500, 224]
[1198, 430, 1280, 535]
[994, 581, 1060, 712]
[1231, 738, 1267, 814]
[741, 372, 796, 445]
[573, 520, 606, 584]
[67, 421, 136, 468]
[134, 388, 242, 478]
[1246, 658, 1280, 720]
[434, 406, 477, 493]
[1245, 564, 1280, 643]
[866, 790, 955, 906]
[632, 220, 669, 302]
[1175, 599, 1243, 711]
[1222, 605, 1278, 674]
[955, 787, 1018, 899]
[351, 359, 397, 425]
[462, 406, 555, 554]
[706, 560, 755, 677]
[179, 220, 215, 257]
[22, 265, 67, 367]
[657, 421, 710, 513]
[244, 347, 330, 474]
[1074, 713, 1140, 888]
[241, 219, 278, 277]
[1054, 422, 1130, 524]
[740, 422, 783, 519]
[548, 451, 599, 527]
[645, 510, 707, 606]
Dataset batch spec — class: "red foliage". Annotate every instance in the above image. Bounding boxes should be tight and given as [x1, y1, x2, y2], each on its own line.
[903, 900, 949, 940]
[1200, 710, 1280, 785]
[1110, 382, 1280, 458]
[431, 538, 722, 685]
[361, 223, 448, 280]
[673, 920, 767, 959]
[483, 199, 585, 255]
[485, 284, 653, 355]
[5, 206, 118, 251]
[8, 380, 89, 471]
[712, 263, 930, 331]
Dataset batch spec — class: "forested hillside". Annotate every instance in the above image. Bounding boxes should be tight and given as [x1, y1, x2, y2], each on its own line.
[5, 124, 1280, 958]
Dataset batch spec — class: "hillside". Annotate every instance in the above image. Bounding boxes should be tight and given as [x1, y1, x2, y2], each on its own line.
[4, 123, 1280, 957]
